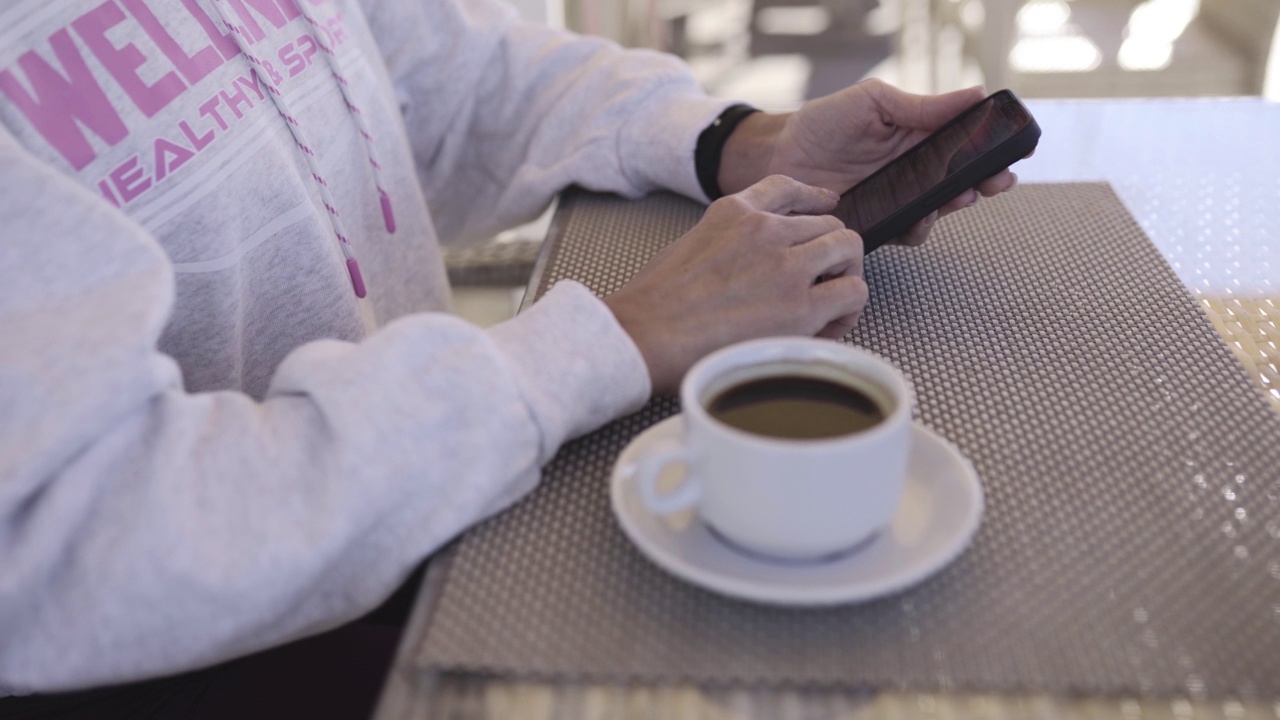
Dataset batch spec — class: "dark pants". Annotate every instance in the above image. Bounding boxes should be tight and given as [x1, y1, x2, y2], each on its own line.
[0, 622, 399, 719]
[0, 564, 424, 720]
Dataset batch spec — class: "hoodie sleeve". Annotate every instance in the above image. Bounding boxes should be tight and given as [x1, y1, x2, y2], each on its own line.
[0, 132, 649, 692]
[361, 0, 732, 244]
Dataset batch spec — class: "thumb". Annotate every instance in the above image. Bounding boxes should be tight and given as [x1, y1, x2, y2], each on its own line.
[871, 82, 987, 131]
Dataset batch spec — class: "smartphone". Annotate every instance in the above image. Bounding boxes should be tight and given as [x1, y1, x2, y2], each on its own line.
[833, 89, 1040, 253]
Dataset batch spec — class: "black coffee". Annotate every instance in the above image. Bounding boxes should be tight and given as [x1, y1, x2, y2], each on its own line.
[707, 374, 886, 440]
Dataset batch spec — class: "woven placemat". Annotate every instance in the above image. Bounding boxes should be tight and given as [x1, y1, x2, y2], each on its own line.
[413, 183, 1280, 698]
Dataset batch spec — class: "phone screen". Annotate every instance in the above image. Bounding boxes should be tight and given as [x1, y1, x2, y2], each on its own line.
[834, 92, 1032, 235]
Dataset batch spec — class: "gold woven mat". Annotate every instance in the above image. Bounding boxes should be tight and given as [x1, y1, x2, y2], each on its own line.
[1198, 295, 1280, 414]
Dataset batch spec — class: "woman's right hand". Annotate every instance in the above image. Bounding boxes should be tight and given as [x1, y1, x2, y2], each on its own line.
[603, 175, 869, 395]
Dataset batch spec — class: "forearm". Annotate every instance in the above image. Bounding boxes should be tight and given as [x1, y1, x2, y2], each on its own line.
[1, 282, 649, 694]
[0, 137, 650, 691]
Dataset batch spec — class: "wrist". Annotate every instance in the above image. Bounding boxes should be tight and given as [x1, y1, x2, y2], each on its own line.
[602, 293, 679, 396]
[717, 111, 788, 196]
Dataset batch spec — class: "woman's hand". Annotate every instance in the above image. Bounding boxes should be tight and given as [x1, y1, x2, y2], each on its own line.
[604, 176, 867, 394]
[718, 80, 1021, 246]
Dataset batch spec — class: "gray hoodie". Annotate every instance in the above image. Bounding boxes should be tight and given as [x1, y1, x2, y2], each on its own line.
[0, 0, 727, 693]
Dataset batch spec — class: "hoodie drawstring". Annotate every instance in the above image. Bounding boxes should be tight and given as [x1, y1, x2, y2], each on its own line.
[207, 0, 396, 299]
[294, 6, 397, 234]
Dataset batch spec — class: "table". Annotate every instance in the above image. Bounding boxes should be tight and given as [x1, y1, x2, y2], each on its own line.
[1015, 98, 1277, 415]
[374, 98, 1280, 719]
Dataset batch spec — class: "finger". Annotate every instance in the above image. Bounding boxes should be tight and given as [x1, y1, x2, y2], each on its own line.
[737, 174, 839, 215]
[975, 170, 1017, 197]
[765, 214, 846, 246]
[892, 210, 938, 247]
[873, 170, 997, 233]
[864, 79, 986, 131]
[795, 228, 863, 277]
[936, 169, 1018, 220]
[810, 275, 869, 331]
[817, 314, 860, 340]
[938, 190, 978, 217]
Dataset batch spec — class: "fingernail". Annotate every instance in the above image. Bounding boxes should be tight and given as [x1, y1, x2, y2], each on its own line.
[823, 188, 840, 201]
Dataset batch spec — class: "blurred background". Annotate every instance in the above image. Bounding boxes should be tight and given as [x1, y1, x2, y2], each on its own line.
[450, 0, 1280, 324]
[514, 0, 1280, 106]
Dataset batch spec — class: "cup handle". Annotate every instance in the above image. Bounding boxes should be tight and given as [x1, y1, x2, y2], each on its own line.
[634, 439, 701, 515]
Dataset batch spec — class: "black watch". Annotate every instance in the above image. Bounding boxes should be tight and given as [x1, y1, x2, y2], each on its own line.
[694, 104, 760, 200]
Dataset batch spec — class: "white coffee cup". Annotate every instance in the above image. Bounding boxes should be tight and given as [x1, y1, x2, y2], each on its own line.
[634, 337, 914, 560]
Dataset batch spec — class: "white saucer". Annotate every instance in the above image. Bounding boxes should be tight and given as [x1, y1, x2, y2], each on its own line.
[610, 416, 984, 607]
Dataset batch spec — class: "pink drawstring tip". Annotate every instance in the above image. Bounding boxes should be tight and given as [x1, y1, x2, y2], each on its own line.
[346, 258, 367, 298]
[380, 192, 396, 234]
